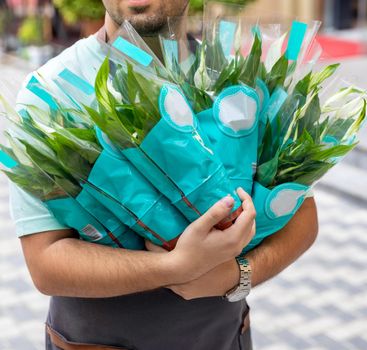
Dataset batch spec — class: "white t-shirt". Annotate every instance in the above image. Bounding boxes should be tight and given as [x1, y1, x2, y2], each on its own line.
[10, 34, 106, 237]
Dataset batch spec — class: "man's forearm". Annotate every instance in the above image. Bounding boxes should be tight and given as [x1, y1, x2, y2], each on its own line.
[23, 234, 180, 298]
[21, 191, 256, 299]
[245, 197, 318, 287]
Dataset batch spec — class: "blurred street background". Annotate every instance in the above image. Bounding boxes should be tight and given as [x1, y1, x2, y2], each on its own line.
[0, 0, 367, 349]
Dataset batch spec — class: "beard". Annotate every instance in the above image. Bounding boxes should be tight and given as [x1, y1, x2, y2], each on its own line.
[104, 1, 189, 35]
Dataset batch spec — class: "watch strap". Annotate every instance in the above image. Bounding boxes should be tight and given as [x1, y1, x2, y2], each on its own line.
[225, 255, 252, 302]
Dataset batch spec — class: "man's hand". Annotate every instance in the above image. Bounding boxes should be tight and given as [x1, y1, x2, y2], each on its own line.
[166, 188, 256, 283]
[147, 239, 240, 300]
[145, 187, 255, 300]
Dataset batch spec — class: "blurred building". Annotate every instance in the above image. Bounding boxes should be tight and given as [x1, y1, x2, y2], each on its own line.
[244, 0, 367, 30]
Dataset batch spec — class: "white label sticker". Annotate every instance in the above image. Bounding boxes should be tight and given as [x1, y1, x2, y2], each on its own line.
[81, 224, 103, 241]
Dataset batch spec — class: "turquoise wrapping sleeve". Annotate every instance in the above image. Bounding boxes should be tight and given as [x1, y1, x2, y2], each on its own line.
[242, 181, 309, 253]
[255, 79, 270, 114]
[122, 84, 242, 225]
[46, 197, 144, 250]
[255, 79, 271, 144]
[258, 86, 288, 144]
[197, 85, 260, 195]
[77, 129, 190, 250]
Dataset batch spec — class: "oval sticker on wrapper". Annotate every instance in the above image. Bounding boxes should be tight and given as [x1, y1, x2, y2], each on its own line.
[159, 84, 196, 131]
[213, 85, 259, 137]
[265, 183, 309, 219]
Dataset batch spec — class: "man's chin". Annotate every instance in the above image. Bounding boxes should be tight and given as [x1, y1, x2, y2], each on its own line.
[127, 15, 167, 35]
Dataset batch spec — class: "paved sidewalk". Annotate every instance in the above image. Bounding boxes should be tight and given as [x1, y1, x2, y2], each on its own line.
[1, 172, 367, 349]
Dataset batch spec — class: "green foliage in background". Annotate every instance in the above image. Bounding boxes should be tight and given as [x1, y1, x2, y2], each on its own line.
[0, 10, 8, 36]
[53, 0, 105, 24]
[18, 16, 44, 45]
[53, 0, 256, 23]
[190, 0, 256, 13]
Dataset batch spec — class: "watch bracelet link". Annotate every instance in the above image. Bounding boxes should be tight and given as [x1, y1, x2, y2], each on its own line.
[236, 254, 252, 292]
[224, 254, 252, 302]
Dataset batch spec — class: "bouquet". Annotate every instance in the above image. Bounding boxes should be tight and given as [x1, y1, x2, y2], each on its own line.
[2, 5, 366, 256]
[0, 105, 144, 250]
[129, 12, 365, 251]
[15, 77, 190, 250]
[85, 37, 244, 229]
[249, 69, 366, 251]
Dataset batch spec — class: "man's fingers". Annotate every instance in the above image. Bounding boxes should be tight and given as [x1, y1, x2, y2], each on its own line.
[190, 195, 235, 233]
[236, 187, 256, 217]
[224, 189, 256, 244]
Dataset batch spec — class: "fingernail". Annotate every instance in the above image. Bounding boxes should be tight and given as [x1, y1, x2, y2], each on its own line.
[222, 195, 234, 208]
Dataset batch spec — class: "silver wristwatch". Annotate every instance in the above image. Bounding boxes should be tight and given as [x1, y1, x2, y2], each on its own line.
[225, 255, 252, 302]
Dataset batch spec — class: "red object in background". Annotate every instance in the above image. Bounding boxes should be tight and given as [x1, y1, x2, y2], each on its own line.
[317, 35, 366, 60]
[7, 0, 39, 7]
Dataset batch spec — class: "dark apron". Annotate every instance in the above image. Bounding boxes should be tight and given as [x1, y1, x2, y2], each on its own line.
[45, 288, 252, 350]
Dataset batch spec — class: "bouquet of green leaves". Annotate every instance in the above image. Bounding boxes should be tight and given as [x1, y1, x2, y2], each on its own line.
[0, 101, 144, 250]
[17, 76, 191, 250]
[154, 12, 366, 251]
[85, 36, 244, 230]
[244, 20, 365, 250]
[159, 16, 323, 194]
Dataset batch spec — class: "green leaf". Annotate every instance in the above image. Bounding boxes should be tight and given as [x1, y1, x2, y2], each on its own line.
[344, 99, 367, 139]
[256, 151, 280, 187]
[205, 32, 227, 76]
[298, 94, 321, 133]
[20, 139, 70, 179]
[293, 162, 334, 186]
[309, 63, 340, 93]
[240, 33, 262, 88]
[311, 143, 356, 161]
[294, 72, 312, 97]
[266, 55, 289, 94]
[264, 32, 287, 72]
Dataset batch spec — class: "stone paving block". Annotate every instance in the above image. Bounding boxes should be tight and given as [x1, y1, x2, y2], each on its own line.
[276, 330, 314, 349]
[8, 337, 39, 350]
[347, 336, 367, 349]
[312, 334, 351, 350]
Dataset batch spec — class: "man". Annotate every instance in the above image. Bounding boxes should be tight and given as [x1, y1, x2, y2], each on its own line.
[10, 0, 319, 349]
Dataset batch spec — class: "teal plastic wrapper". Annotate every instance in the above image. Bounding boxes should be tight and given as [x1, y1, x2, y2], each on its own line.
[78, 128, 189, 250]
[243, 181, 309, 253]
[286, 21, 308, 61]
[256, 79, 271, 143]
[219, 20, 237, 58]
[255, 79, 270, 114]
[258, 86, 288, 144]
[46, 197, 144, 250]
[75, 189, 144, 250]
[197, 85, 260, 195]
[123, 84, 242, 226]
[0, 150, 18, 168]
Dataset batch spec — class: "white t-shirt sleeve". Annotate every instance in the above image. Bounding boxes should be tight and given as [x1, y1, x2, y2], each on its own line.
[9, 182, 68, 237]
[8, 35, 105, 238]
